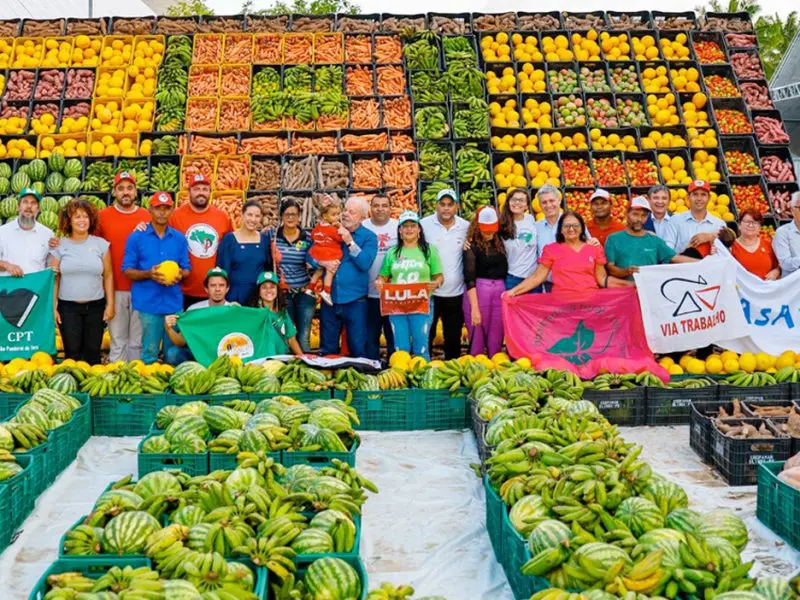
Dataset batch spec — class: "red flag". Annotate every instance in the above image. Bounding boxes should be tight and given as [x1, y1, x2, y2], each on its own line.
[379, 283, 430, 316]
[502, 288, 668, 381]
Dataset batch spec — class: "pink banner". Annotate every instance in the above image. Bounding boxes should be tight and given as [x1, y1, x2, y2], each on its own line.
[502, 288, 669, 381]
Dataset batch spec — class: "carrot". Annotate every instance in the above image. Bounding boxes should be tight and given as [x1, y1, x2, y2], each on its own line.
[186, 98, 219, 131]
[376, 66, 406, 96]
[223, 33, 253, 64]
[340, 132, 388, 152]
[374, 36, 402, 64]
[353, 158, 383, 189]
[284, 33, 313, 64]
[314, 32, 343, 64]
[215, 156, 249, 191]
[213, 193, 244, 228]
[383, 156, 419, 188]
[188, 66, 220, 97]
[239, 134, 288, 154]
[221, 65, 251, 97]
[389, 132, 414, 153]
[189, 134, 237, 154]
[284, 116, 316, 131]
[316, 114, 348, 131]
[251, 118, 285, 131]
[291, 134, 337, 154]
[346, 66, 374, 96]
[349, 99, 380, 129]
[178, 134, 189, 154]
[345, 35, 372, 64]
[386, 188, 418, 218]
[182, 155, 215, 189]
[382, 96, 411, 129]
[193, 34, 222, 64]
[218, 98, 250, 132]
[253, 33, 282, 64]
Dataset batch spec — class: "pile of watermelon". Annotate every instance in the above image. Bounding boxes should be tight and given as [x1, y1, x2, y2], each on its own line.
[0, 153, 84, 229]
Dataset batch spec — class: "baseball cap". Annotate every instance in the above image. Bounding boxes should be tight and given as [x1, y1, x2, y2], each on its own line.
[114, 171, 136, 187]
[17, 187, 41, 202]
[790, 191, 800, 208]
[257, 271, 280, 286]
[688, 179, 711, 193]
[436, 188, 458, 203]
[590, 188, 611, 202]
[188, 174, 211, 188]
[629, 196, 652, 211]
[149, 191, 174, 207]
[477, 206, 499, 233]
[398, 210, 420, 225]
[204, 267, 228, 285]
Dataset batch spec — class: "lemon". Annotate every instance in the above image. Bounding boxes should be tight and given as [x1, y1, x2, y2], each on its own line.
[776, 351, 796, 369]
[686, 358, 706, 375]
[739, 352, 756, 373]
[408, 356, 427, 370]
[491, 352, 510, 365]
[755, 352, 775, 371]
[705, 355, 723, 374]
[389, 351, 412, 369]
[659, 356, 675, 368]
[515, 357, 532, 369]
[679, 354, 692, 369]
[668, 364, 684, 375]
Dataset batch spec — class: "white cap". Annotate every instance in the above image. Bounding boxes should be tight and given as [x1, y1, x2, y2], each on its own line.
[477, 206, 499, 232]
[436, 188, 458, 203]
[791, 191, 800, 208]
[590, 188, 610, 201]
[629, 196, 651, 211]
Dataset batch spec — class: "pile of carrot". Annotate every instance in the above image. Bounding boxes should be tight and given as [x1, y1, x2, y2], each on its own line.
[382, 97, 411, 129]
[346, 66, 374, 96]
[352, 158, 383, 189]
[350, 99, 380, 129]
[376, 66, 406, 96]
[193, 34, 222, 64]
[215, 156, 250, 191]
[186, 98, 219, 131]
[383, 156, 419, 189]
[316, 114, 349, 131]
[182, 156, 215, 189]
[218, 98, 250, 131]
[253, 34, 282, 63]
[291, 134, 337, 154]
[213, 193, 244, 228]
[252, 117, 284, 131]
[190, 134, 237, 154]
[389, 132, 414, 153]
[341, 131, 388, 152]
[284, 33, 313, 64]
[284, 117, 316, 131]
[314, 33, 343, 64]
[239, 134, 289, 154]
[387, 188, 418, 217]
[345, 35, 372, 64]
[223, 34, 253, 63]
[188, 66, 220, 97]
[375, 36, 403, 64]
[221, 65, 251, 97]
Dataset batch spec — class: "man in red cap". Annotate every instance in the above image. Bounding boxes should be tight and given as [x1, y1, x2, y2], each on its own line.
[122, 192, 190, 364]
[96, 171, 151, 362]
[671, 180, 726, 257]
[586, 188, 624, 247]
[169, 174, 231, 310]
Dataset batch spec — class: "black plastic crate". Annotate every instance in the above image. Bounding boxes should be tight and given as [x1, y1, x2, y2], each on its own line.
[647, 381, 719, 425]
[718, 382, 791, 404]
[607, 11, 652, 30]
[582, 387, 646, 425]
[712, 418, 791, 485]
[689, 400, 743, 463]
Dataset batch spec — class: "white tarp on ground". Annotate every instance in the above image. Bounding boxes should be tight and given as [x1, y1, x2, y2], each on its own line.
[0, 427, 798, 599]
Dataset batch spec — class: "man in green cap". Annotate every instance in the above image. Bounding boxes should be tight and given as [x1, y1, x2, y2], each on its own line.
[0, 188, 54, 277]
[164, 267, 234, 364]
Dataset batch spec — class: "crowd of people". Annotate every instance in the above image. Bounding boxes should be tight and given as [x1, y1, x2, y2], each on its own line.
[0, 172, 798, 365]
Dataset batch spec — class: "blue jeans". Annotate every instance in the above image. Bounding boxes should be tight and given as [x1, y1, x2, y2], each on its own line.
[365, 297, 394, 361]
[286, 290, 316, 353]
[389, 307, 434, 361]
[320, 297, 368, 358]
[504, 275, 547, 293]
[165, 345, 193, 366]
[139, 312, 178, 365]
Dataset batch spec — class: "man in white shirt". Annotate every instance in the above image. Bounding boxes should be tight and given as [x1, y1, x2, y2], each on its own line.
[362, 194, 398, 360]
[421, 189, 469, 359]
[773, 191, 800, 276]
[671, 180, 726, 256]
[0, 188, 53, 276]
[646, 184, 678, 250]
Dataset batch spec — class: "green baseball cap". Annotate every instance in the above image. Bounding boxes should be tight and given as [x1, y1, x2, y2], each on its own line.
[257, 271, 280, 286]
[204, 267, 228, 285]
[17, 187, 42, 202]
[398, 210, 420, 225]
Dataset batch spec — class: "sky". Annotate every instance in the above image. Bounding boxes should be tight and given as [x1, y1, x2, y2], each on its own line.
[206, 0, 796, 19]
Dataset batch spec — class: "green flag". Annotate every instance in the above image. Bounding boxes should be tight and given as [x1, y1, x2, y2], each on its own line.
[177, 305, 292, 366]
[0, 269, 56, 359]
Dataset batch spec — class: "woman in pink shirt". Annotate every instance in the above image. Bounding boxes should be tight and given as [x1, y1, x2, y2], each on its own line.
[507, 211, 632, 296]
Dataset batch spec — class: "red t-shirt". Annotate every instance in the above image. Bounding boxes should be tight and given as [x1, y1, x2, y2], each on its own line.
[539, 242, 607, 292]
[732, 238, 779, 279]
[169, 204, 232, 297]
[309, 223, 344, 262]
[97, 205, 151, 292]
[588, 219, 625, 247]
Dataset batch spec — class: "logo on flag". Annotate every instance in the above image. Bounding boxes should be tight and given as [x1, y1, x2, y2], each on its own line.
[660, 275, 721, 317]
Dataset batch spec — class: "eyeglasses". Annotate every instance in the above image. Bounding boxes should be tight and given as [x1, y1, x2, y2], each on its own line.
[509, 197, 527, 204]
[741, 220, 759, 226]
[283, 212, 299, 218]
[562, 224, 581, 230]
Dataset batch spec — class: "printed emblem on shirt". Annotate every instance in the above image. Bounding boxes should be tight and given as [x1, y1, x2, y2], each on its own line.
[377, 232, 392, 251]
[518, 231, 534, 244]
[186, 223, 219, 259]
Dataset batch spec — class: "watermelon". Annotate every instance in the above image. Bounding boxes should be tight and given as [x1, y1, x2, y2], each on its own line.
[44, 400, 73, 423]
[187, 523, 213, 550]
[133, 471, 182, 500]
[641, 478, 688, 516]
[102, 511, 161, 554]
[239, 429, 270, 453]
[253, 374, 281, 393]
[714, 594, 769, 600]
[614, 497, 664, 537]
[280, 404, 311, 427]
[33, 389, 79, 410]
[203, 405, 241, 433]
[0, 460, 23, 481]
[753, 577, 794, 600]
[163, 580, 201, 597]
[48, 152, 66, 174]
[224, 467, 264, 496]
[92, 489, 144, 515]
[15, 404, 52, 430]
[704, 535, 741, 571]
[63, 159, 82, 179]
[58, 195, 72, 209]
[37, 211, 59, 230]
[291, 528, 334, 555]
[0, 426, 14, 452]
[566, 400, 600, 416]
[573, 542, 633, 571]
[308, 407, 352, 434]
[0, 196, 17, 218]
[665, 507, 703, 535]
[155, 405, 179, 430]
[0, 177, 9, 194]
[62, 177, 82, 194]
[141, 435, 171, 454]
[45, 173, 64, 193]
[509, 495, 549, 537]
[40, 196, 59, 213]
[165, 414, 209, 442]
[528, 519, 572, 556]
[309, 510, 354, 535]
[47, 372, 78, 394]
[303, 557, 362, 600]
[0, 163, 11, 178]
[170, 432, 207, 453]
[698, 511, 748, 551]
[170, 505, 206, 527]
[27, 159, 48, 182]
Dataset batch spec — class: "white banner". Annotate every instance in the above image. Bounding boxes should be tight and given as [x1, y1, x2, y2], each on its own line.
[633, 255, 748, 353]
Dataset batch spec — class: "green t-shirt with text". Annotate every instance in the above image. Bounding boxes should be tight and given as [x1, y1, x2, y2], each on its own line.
[605, 230, 676, 279]
[379, 245, 443, 284]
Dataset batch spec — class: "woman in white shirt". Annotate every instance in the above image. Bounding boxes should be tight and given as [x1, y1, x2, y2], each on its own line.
[499, 189, 539, 291]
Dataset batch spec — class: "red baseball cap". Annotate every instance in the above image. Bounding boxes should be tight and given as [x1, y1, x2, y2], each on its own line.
[688, 179, 711, 193]
[188, 173, 211, 188]
[114, 171, 136, 187]
[150, 191, 174, 208]
[477, 206, 499, 233]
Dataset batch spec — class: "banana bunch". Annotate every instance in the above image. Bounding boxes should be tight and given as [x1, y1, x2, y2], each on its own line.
[10, 368, 49, 393]
[62, 523, 103, 555]
[79, 364, 168, 397]
[226, 399, 257, 414]
[774, 366, 800, 383]
[634, 371, 667, 388]
[724, 372, 777, 387]
[252, 92, 290, 124]
[0, 377, 21, 393]
[92, 565, 164, 596]
[238, 365, 272, 394]
[41, 571, 96, 596]
[367, 582, 417, 599]
[320, 458, 379, 494]
[377, 368, 407, 390]
[418, 361, 465, 392]
[584, 374, 638, 391]
[334, 367, 368, 391]
[529, 590, 591, 600]
[667, 377, 715, 389]
[172, 369, 216, 395]
[237, 518, 299, 580]
[2, 421, 48, 450]
[277, 361, 333, 392]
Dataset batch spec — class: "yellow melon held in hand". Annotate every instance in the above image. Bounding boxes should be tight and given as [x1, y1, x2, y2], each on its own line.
[155, 260, 181, 285]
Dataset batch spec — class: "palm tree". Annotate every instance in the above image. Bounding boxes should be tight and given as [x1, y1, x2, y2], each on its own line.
[757, 11, 799, 81]
[696, 0, 762, 18]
